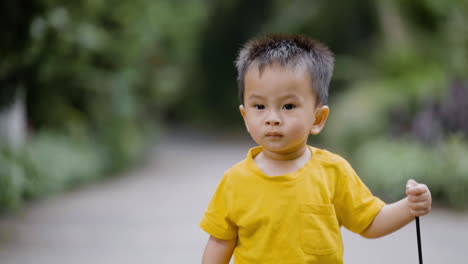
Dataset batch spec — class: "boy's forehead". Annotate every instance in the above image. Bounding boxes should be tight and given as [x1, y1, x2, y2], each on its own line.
[244, 62, 318, 102]
[244, 63, 312, 86]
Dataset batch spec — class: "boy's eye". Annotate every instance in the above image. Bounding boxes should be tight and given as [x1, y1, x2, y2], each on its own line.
[254, 104, 265, 110]
[282, 104, 295, 110]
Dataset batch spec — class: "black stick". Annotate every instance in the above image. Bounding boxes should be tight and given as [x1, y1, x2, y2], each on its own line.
[415, 216, 423, 264]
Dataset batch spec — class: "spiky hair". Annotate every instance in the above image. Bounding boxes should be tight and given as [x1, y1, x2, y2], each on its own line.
[235, 34, 334, 105]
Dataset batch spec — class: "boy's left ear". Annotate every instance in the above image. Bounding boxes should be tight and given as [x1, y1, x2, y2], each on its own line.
[310, 105, 329, 135]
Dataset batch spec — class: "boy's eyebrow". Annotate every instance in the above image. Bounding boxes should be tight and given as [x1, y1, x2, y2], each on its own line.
[280, 94, 300, 100]
[247, 94, 300, 101]
[247, 94, 264, 100]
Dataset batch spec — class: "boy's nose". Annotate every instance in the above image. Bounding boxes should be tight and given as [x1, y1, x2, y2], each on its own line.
[265, 114, 281, 126]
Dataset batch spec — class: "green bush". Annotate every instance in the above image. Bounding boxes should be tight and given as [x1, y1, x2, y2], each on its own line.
[0, 131, 109, 211]
[0, 0, 205, 211]
[322, 0, 468, 210]
[354, 136, 468, 209]
[0, 150, 25, 210]
[21, 132, 106, 199]
[442, 136, 468, 208]
[0, 126, 154, 212]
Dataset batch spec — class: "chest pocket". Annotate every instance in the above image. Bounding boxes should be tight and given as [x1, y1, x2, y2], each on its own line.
[299, 203, 340, 255]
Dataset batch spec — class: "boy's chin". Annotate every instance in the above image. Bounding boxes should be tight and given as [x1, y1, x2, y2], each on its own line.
[261, 144, 304, 154]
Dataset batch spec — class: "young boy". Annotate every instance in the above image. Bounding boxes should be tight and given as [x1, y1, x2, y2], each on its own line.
[199, 35, 432, 263]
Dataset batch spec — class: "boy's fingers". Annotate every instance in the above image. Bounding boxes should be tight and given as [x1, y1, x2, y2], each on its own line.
[408, 200, 431, 216]
[406, 184, 428, 196]
[408, 201, 431, 210]
[410, 208, 431, 217]
[406, 179, 418, 189]
[408, 194, 428, 203]
[405, 180, 432, 216]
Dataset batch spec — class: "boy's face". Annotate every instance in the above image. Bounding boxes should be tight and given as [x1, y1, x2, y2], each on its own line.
[239, 64, 329, 158]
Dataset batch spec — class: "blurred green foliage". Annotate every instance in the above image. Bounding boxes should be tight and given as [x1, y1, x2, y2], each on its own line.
[325, 0, 468, 209]
[0, 0, 208, 211]
[1, 0, 467, 210]
[354, 136, 468, 209]
[0, 132, 105, 208]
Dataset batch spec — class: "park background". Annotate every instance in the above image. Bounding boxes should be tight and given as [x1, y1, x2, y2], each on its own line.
[0, 0, 467, 263]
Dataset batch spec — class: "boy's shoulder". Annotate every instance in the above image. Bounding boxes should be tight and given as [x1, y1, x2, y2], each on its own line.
[310, 146, 351, 167]
[222, 156, 252, 179]
[310, 146, 358, 179]
[220, 146, 262, 182]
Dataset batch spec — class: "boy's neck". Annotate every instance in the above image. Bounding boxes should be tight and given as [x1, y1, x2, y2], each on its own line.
[254, 146, 311, 177]
[261, 146, 308, 161]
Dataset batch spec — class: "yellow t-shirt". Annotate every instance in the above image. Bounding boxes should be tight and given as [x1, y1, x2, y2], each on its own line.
[200, 146, 385, 263]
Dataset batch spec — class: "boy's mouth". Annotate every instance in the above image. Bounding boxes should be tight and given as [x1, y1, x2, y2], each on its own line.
[265, 132, 283, 138]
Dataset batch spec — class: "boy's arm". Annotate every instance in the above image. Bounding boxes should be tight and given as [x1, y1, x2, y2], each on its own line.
[361, 179, 432, 239]
[202, 235, 237, 264]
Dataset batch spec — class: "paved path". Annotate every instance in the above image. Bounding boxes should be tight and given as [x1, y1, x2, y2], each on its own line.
[0, 133, 467, 263]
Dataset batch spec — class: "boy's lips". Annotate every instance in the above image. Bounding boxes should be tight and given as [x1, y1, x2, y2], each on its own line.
[265, 132, 283, 137]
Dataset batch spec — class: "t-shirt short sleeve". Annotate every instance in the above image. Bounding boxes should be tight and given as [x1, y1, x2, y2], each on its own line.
[200, 172, 238, 240]
[333, 157, 386, 234]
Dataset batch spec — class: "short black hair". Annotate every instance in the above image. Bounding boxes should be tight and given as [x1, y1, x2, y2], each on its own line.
[235, 34, 334, 105]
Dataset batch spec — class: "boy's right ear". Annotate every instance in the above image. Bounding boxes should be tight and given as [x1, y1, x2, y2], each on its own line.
[239, 105, 246, 118]
[239, 105, 250, 133]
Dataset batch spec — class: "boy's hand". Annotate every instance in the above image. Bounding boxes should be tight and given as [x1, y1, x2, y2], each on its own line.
[406, 179, 432, 217]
